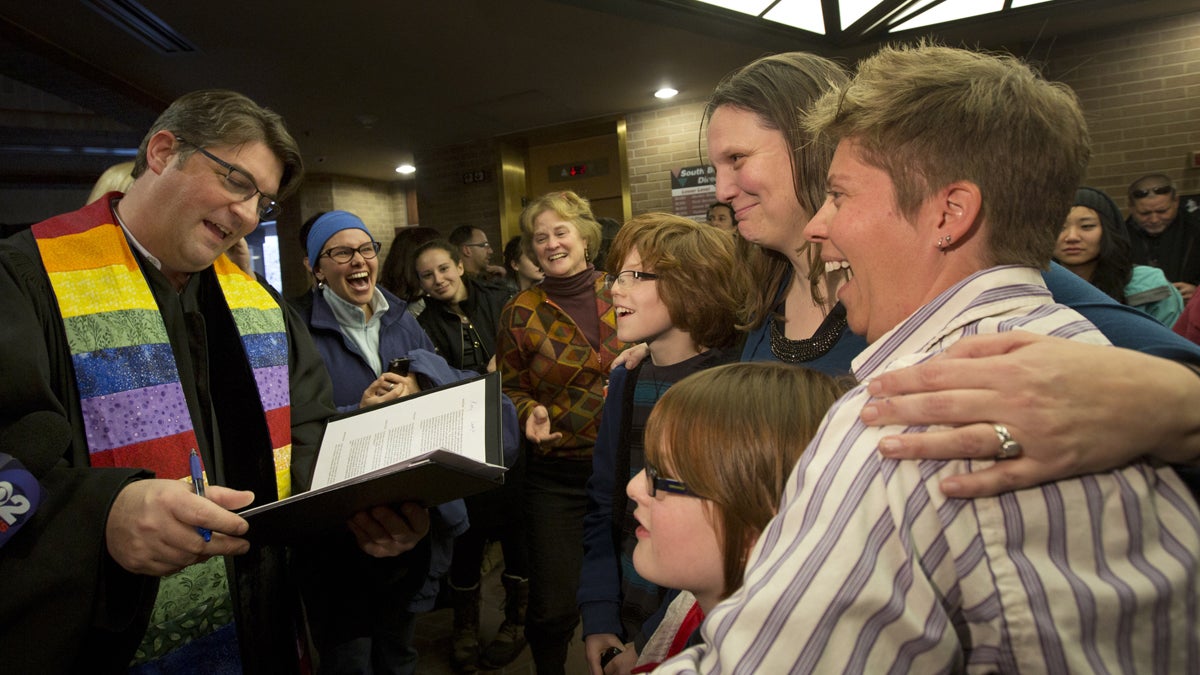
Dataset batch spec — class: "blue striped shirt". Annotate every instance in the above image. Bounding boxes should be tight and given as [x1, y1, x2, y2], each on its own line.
[656, 266, 1200, 674]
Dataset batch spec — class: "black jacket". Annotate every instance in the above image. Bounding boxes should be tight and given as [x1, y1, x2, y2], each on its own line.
[1126, 205, 1200, 285]
[417, 278, 512, 373]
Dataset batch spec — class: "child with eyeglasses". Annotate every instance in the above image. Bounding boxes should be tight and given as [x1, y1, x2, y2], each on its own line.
[578, 212, 749, 675]
[625, 362, 850, 671]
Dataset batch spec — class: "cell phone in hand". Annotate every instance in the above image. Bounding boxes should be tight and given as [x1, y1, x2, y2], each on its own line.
[599, 646, 622, 669]
[387, 357, 412, 377]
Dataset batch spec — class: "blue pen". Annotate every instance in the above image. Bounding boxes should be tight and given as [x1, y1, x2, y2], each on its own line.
[189, 449, 212, 542]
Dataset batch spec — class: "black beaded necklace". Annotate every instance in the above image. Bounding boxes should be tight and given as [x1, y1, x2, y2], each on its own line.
[768, 303, 847, 363]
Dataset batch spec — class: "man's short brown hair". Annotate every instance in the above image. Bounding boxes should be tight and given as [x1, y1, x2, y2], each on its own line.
[133, 89, 304, 199]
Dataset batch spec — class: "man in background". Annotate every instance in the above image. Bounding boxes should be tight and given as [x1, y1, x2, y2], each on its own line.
[1125, 173, 1200, 302]
[449, 224, 508, 283]
[706, 201, 736, 234]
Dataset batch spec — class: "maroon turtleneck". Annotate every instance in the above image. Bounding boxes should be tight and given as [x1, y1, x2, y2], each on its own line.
[541, 265, 603, 352]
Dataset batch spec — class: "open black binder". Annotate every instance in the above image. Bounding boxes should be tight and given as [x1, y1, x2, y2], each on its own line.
[240, 371, 505, 544]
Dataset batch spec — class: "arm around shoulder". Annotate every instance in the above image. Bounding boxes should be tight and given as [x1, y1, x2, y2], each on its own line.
[864, 332, 1200, 498]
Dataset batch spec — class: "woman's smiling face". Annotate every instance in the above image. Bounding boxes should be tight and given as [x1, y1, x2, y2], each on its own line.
[707, 105, 810, 254]
[531, 210, 589, 278]
[314, 228, 377, 310]
[415, 247, 467, 303]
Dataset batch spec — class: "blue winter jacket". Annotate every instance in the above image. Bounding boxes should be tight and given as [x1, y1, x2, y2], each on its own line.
[300, 286, 521, 610]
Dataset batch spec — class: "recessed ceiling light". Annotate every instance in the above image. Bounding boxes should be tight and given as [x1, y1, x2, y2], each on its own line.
[396, 164, 416, 175]
[655, 87, 679, 99]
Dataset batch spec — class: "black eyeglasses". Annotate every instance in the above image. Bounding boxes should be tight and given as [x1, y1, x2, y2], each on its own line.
[1131, 185, 1173, 199]
[320, 241, 381, 264]
[646, 462, 699, 498]
[605, 270, 659, 290]
[463, 241, 492, 250]
[175, 136, 281, 221]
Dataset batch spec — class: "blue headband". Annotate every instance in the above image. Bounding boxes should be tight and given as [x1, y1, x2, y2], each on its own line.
[306, 210, 373, 264]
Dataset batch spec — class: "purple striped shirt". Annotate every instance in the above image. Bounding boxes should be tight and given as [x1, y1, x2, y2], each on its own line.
[655, 266, 1200, 674]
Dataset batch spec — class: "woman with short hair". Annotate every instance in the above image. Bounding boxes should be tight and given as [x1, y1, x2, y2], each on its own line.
[495, 190, 628, 674]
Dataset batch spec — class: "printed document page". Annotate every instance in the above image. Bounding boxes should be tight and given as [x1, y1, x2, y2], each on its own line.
[310, 374, 490, 490]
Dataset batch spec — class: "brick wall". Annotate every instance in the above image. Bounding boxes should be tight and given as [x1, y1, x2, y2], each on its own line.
[282, 174, 409, 296]
[626, 100, 709, 216]
[1046, 12, 1200, 205]
[413, 139, 503, 245]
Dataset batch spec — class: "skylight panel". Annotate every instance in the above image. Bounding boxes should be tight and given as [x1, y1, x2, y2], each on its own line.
[764, 0, 826, 33]
[694, 0, 775, 14]
[892, 0, 1005, 32]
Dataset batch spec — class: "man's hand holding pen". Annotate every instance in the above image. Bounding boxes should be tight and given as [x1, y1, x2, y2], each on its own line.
[104, 478, 255, 576]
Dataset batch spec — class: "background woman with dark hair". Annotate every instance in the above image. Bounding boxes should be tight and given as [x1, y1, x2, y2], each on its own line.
[378, 225, 442, 315]
[414, 239, 510, 375]
[1055, 187, 1182, 326]
[503, 234, 544, 293]
[412, 238, 530, 671]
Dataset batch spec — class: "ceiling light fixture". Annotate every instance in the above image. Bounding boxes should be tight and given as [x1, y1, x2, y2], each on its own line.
[655, 87, 679, 99]
[396, 164, 416, 175]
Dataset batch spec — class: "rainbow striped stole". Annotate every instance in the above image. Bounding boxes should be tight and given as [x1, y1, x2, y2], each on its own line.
[32, 202, 293, 498]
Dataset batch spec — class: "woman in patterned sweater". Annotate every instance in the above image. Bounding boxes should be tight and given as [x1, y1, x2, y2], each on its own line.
[495, 190, 628, 674]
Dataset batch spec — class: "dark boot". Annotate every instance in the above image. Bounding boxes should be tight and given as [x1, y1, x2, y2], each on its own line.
[480, 574, 528, 668]
[449, 582, 481, 672]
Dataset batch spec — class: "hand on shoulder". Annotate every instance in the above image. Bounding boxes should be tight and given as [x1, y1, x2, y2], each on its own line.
[861, 331, 1200, 497]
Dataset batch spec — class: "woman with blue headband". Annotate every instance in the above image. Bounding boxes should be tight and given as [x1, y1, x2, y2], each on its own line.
[295, 209, 518, 675]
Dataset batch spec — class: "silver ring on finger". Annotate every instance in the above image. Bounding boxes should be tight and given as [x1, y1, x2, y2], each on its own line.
[992, 423, 1022, 460]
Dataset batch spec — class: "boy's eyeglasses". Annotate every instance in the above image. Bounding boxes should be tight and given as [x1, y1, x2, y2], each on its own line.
[646, 462, 700, 498]
[605, 270, 659, 290]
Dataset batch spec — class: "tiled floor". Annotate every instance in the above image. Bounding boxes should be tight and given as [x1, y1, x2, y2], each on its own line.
[412, 545, 589, 675]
